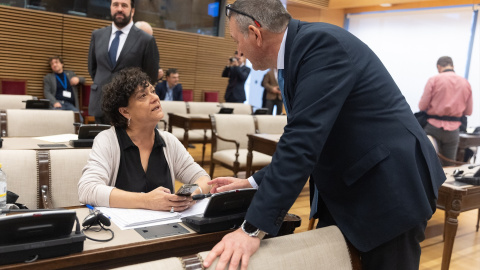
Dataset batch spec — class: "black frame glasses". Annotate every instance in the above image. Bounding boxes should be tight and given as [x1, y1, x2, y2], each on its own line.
[225, 4, 261, 28]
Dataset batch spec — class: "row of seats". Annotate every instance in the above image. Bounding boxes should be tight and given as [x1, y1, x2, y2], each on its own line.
[0, 109, 77, 137]
[210, 114, 287, 177]
[0, 94, 34, 109]
[0, 148, 90, 209]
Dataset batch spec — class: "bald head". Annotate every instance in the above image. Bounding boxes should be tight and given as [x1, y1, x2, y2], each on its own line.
[135, 21, 153, 35]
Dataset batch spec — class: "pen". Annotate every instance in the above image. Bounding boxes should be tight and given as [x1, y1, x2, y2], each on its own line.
[192, 193, 213, 200]
[86, 204, 95, 213]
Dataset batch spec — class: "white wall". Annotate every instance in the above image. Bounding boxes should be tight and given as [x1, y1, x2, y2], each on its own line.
[347, 6, 480, 129]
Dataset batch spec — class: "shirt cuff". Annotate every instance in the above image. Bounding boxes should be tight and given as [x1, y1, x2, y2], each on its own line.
[248, 176, 259, 189]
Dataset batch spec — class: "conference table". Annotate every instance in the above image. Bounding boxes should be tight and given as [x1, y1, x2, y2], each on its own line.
[0, 207, 231, 270]
[167, 113, 211, 166]
[0, 134, 80, 150]
[437, 166, 480, 270]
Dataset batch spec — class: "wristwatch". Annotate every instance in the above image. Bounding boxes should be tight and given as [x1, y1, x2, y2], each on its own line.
[241, 220, 267, 239]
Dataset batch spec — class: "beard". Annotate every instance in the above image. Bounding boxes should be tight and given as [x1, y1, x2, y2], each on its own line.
[112, 10, 132, 28]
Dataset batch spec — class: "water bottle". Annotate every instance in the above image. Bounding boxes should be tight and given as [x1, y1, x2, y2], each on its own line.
[0, 163, 7, 216]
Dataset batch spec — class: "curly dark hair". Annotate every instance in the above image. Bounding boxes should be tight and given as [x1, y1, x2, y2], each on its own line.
[102, 67, 150, 128]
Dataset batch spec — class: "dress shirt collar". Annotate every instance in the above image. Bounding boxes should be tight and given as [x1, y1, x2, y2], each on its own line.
[277, 27, 288, 70]
[111, 21, 133, 36]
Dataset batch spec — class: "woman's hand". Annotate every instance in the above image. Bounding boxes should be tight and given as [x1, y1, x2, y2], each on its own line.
[208, 177, 252, 193]
[143, 186, 195, 212]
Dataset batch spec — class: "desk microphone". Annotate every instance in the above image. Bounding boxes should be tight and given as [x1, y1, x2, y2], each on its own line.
[468, 164, 480, 169]
[1, 208, 82, 235]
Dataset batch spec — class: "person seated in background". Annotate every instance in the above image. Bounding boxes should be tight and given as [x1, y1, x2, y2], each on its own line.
[78, 67, 210, 211]
[155, 68, 183, 101]
[43, 55, 84, 122]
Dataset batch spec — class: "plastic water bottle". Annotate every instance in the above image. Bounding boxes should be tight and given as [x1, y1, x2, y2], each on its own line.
[0, 163, 7, 216]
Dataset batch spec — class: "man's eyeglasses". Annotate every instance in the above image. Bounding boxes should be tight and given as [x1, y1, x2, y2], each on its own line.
[225, 4, 261, 28]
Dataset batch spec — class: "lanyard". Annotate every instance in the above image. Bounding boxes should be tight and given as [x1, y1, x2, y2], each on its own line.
[55, 73, 68, 90]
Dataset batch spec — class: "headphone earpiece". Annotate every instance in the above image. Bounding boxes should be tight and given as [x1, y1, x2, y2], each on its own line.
[82, 210, 111, 227]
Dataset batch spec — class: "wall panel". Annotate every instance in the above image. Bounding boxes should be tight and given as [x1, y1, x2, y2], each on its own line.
[0, 5, 235, 103]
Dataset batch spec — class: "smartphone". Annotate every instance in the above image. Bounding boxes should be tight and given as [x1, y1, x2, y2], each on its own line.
[175, 184, 199, 196]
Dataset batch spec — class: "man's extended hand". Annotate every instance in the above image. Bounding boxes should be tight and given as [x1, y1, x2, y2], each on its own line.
[208, 177, 252, 193]
[203, 229, 260, 270]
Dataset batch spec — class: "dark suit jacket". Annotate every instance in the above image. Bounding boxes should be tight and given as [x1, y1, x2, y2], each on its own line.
[43, 70, 85, 109]
[222, 65, 250, 102]
[88, 24, 159, 117]
[247, 20, 446, 252]
[155, 80, 183, 101]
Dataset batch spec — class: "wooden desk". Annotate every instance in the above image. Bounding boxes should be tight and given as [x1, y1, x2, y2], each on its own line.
[437, 167, 480, 270]
[0, 136, 77, 150]
[456, 133, 480, 161]
[0, 207, 231, 270]
[168, 113, 211, 165]
[246, 134, 281, 178]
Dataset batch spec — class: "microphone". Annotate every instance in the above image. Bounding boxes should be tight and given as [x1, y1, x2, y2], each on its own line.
[468, 164, 480, 169]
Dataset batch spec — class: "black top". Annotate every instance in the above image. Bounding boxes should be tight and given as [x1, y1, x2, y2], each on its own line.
[114, 127, 173, 193]
[54, 72, 75, 104]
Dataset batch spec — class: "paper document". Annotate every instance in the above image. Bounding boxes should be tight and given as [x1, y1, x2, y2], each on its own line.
[34, 134, 78, 143]
[97, 198, 209, 230]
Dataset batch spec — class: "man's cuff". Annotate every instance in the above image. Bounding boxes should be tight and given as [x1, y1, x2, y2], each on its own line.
[247, 176, 258, 189]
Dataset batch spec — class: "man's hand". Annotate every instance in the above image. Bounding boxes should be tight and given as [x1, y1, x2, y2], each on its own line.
[273, 86, 281, 94]
[208, 177, 252, 193]
[53, 102, 62, 108]
[203, 229, 260, 270]
[70, 76, 80, 86]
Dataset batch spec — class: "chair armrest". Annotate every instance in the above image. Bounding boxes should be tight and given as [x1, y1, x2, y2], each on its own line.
[215, 133, 241, 162]
[40, 185, 54, 209]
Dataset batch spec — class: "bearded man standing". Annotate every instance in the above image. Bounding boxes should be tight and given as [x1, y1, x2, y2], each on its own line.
[88, 0, 159, 124]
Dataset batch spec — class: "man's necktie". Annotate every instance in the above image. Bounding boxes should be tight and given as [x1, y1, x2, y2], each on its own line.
[278, 69, 289, 116]
[109, 30, 122, 68]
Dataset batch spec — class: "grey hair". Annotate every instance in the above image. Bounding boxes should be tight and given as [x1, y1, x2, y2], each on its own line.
[229, 0, 291, 35]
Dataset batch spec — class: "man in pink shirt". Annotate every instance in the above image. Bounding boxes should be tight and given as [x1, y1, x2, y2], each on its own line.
[419, 56, 473, 165]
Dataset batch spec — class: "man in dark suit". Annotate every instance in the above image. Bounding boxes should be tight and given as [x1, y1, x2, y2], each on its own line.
[222, 52, 251, 103]
[88, 0, 159, 123]
[155, 68, 183, 101]
[204, 1, 446, 270]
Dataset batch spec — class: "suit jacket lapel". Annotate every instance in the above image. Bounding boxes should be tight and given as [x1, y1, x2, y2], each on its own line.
[284, 19, 300, 113]
[116, 26, 140, 69]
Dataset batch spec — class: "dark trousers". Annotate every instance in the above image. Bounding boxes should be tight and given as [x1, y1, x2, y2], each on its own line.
[265, 99, 283, 115]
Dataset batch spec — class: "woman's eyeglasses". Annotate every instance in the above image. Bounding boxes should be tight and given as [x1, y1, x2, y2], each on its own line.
[225, 4, 261, 28]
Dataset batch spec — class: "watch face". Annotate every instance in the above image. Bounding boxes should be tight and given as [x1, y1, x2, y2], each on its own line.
[242, 221, 258, 234]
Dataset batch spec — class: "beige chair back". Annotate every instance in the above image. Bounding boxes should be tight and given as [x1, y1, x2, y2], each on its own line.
[49, 149, 91, 208]
[211, 114, 255, 151]
[221, 102, 252, 114]
[255, 115, 287, 134]
[6, 109, 75, 137]
[160, 101, 187, 124]
[0, 150, 38, 209]
[188, 101, 221, 114]
[112, 226, 354, 270]
[0, 94, 33, 109]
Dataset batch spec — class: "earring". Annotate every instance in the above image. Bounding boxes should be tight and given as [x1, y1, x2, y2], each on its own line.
[128, 118, 131, 127]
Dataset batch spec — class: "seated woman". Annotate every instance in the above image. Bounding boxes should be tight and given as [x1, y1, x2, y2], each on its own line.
[78, 67, 210, 212]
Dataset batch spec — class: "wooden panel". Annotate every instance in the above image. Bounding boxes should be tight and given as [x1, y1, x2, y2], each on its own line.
[0, 4, 236, 102]
[0, 6, 63, 98]
[329, 0, 437, 9]
[344, 0, 477, 13]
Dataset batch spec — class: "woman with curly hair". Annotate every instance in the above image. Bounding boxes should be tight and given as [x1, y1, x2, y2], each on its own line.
[78, 67, 210, 212]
